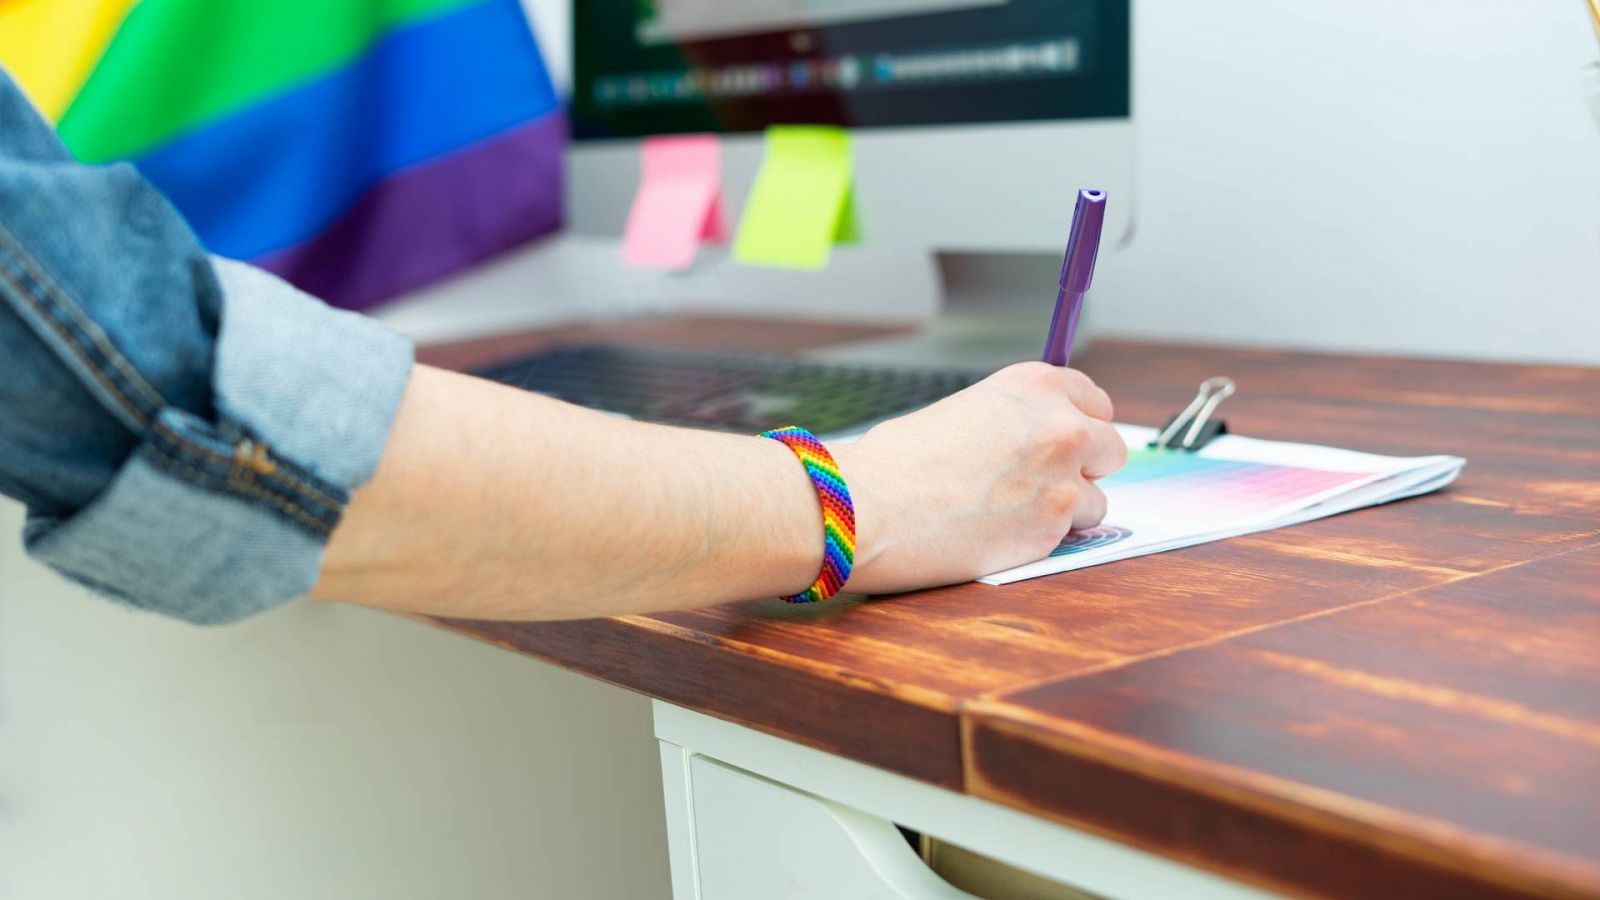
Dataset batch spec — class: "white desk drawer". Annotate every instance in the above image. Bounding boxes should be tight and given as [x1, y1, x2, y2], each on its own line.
[689, 755, 973, 900]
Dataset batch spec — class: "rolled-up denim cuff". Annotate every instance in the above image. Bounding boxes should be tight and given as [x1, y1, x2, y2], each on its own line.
[25, 453, 328, 624]
[210, 258, 413, 490]
[25, 260, 413, 624]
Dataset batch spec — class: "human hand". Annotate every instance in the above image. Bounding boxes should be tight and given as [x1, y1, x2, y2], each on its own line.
[831, 362, 1126, 594]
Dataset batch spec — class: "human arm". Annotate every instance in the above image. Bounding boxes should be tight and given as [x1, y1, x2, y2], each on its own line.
[313, 360, 1124, 620]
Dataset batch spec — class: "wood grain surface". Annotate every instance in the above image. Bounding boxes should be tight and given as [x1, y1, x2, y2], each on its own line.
[415, 324, 1600, 898]
[967, 546, 1600, 899]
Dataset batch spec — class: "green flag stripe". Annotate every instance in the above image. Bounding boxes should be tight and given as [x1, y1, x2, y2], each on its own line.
[59, 0, 485, 163]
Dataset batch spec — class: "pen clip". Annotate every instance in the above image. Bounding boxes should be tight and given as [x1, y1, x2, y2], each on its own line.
[1150, 376, 1236, 451]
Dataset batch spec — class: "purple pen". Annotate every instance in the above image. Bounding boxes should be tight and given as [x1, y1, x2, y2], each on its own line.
[1042, 189, 1107, 367]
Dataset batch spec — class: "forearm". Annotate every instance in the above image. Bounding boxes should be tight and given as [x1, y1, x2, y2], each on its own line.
[312, 364, 823, 619]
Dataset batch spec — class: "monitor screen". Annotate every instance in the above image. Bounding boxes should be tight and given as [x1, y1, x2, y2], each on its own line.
[572, 0, 1131, 141]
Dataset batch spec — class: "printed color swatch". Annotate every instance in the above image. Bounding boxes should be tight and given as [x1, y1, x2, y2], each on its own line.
[1102, 448, 1371, 521]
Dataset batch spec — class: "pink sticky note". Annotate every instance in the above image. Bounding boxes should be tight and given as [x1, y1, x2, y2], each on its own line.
[622, 135, 725, 271]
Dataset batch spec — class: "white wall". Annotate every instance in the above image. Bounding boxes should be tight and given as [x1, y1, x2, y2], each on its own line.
[522, 0, 571, 99]
[0, 503, 672, 900]
[2, 5, 1596, 900]
[1095, 0, 1600, 363]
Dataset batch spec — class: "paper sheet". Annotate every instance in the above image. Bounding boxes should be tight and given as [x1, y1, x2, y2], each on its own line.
[732, 125, 858, 270]
[623, 134, 727, 271]
[980, 424, 1465, 584]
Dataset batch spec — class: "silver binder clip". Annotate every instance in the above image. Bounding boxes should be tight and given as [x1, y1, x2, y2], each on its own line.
[1150, 376, 1236, 451]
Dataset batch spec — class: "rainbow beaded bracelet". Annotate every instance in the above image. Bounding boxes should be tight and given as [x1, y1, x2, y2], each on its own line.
[761, 426, 856, 603]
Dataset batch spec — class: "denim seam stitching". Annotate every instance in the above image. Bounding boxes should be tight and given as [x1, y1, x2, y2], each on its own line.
[0, 225, 166, 410]
[149, 419, 343, 531]
[0, 222, 167, 413]
[141, 440, 336, 538]
[0, 223, 166, 416]
[0, 256, 152, 429]
[172, 429, 344, 509]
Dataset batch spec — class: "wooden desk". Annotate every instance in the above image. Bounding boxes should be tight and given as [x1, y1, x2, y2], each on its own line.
[417, 322, 1600, 899]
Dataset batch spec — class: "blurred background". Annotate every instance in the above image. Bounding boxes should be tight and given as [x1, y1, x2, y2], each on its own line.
[1, 1, 1596, 898]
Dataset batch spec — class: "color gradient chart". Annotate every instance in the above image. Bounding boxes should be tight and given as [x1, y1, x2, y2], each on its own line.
[1104, 448, 1375, 523]
[981, 426, 1464, 585]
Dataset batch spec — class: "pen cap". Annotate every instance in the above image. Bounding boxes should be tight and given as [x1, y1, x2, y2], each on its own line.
[1059, 189, 1107, 293]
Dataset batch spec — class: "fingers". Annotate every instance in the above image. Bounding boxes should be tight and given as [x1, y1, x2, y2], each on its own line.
[1000, 362, 1114, 422]
[1043, 365, 1114, 422]
[1063, 369, 1115, 422]
[1080, 415, 1129, 479]
[1071, 478, 1108, 531]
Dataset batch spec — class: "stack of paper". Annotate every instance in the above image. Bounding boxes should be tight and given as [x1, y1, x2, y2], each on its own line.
[982, 424, 1465, 585]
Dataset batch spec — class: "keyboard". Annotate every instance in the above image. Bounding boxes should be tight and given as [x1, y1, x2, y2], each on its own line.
[472, 344, 982, 435]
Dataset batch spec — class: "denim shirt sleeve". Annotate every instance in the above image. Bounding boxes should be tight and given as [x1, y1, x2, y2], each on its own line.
[0, 69, 414, 624]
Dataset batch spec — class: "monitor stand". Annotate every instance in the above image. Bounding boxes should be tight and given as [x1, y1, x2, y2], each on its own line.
[809, 251, 1063, 372]
[630, 243, 942, 326]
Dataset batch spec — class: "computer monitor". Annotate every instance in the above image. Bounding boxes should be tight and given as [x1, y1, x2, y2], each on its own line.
[566, 0, 1134, 252]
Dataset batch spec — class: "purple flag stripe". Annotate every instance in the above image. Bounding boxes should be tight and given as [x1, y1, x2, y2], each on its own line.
[254, 111, 566, 311]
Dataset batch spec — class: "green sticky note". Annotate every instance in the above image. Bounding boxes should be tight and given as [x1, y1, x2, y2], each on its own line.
[733, 126, 859, 270]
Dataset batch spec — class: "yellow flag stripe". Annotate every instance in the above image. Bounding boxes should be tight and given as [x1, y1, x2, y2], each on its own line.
[0, 0, 138, 121]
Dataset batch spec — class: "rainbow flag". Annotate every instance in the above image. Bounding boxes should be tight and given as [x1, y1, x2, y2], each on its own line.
[0, 0, 564, 310]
